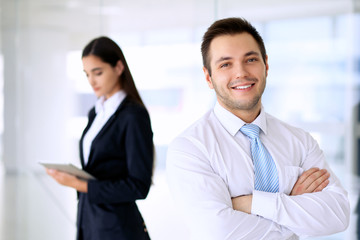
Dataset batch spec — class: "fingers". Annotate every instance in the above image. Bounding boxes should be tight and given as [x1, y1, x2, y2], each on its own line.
[45, 168, 74, 185]
[290, 168, 330, 196]
[295, 167, 319, 185]
[314, 179, 330, 192]
[45, 168, 58, 176]
[303, 169, 329, 193]
[46, 168, 62, 181]
[308, 171, 330, 192]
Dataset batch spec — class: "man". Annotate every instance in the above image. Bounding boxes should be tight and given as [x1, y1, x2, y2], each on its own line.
[166, 17, 350, 239]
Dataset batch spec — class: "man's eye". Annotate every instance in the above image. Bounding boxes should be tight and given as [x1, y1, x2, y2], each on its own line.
[220, 63, 229, 68]
[248, 58, 257, 63]
[95, 71, 103, 76]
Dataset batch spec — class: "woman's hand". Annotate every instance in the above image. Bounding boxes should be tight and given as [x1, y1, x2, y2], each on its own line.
[46, 169, 88, 193]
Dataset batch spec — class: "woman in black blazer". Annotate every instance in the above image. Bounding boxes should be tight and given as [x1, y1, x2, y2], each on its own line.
[46, 36, 154, 240]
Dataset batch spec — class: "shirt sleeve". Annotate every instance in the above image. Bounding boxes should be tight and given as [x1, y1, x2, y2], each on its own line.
[251, 132, 350, 237]
[166, 136, 295, 240]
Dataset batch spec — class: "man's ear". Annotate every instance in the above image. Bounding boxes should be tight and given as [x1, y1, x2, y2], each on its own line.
[265, 55, 269, 77]
[203, 66, 214, 89]
[115, 60, 124, 76]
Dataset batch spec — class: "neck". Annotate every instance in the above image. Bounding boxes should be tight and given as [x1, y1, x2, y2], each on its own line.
[236, 108, 261, 123]
[218, 101, 261, 123]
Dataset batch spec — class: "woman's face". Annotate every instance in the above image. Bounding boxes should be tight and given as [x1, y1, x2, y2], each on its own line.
[82, 55, 124, 99]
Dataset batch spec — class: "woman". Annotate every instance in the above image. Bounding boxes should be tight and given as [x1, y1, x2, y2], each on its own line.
[46, 36, 154, 240]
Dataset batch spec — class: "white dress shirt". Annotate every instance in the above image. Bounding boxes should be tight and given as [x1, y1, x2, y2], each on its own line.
[82, 91, 126, 165]
[166, 102, 350, 240]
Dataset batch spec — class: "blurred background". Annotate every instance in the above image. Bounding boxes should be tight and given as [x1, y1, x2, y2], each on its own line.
[0, 0, 360, 239]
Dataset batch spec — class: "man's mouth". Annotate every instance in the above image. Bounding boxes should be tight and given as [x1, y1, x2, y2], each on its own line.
[232, 84, 254, 90]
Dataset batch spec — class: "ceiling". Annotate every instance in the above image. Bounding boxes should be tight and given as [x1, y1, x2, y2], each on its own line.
[0, 0, 359, 49]
[2, 0, 358, 31]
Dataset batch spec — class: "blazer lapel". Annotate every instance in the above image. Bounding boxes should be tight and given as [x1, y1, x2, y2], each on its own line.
[85, 97, 130, 167]
[79, 108, 96, 168]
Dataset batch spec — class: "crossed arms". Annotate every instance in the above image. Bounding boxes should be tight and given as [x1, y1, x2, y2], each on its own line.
[232, 168, 330, 214]
[167, 137, 350, 239]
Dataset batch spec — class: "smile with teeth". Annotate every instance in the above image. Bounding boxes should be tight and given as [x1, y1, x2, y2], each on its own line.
[232, 83, 254, 90]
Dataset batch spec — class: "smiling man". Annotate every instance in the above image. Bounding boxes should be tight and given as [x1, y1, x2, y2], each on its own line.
[204, 33, 267, 123]
[166, 18, 350, 240]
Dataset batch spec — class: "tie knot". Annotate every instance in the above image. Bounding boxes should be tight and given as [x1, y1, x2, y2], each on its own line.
[240, 124, 260, 139]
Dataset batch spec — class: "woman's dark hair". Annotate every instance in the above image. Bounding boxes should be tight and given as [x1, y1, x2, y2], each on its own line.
[82, 36, 145, 106]
[201, 17, 267, 76]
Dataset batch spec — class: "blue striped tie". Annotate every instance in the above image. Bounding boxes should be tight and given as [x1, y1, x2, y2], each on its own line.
[240, 124, 279, 192]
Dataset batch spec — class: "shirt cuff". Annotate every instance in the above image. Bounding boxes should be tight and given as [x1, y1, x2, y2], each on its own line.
[251, 190, 277, 220]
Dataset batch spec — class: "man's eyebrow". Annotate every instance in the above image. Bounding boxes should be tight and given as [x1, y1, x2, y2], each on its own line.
[215, 56, 233, 65]
[245, 51, 260, 57]
[214, 51, 261, 64]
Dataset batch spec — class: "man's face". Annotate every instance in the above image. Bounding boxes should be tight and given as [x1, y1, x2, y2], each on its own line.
[203, 33, 268, 119]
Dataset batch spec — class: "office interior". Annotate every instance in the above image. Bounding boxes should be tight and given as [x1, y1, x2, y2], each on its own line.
[0, 0, 360, 239]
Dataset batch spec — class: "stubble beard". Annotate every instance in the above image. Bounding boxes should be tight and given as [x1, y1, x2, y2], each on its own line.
[212, 77, 265, 113]
[218, 91, 262, 112]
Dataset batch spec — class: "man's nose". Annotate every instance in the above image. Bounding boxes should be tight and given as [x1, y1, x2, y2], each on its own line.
[235, 63, 249, 79]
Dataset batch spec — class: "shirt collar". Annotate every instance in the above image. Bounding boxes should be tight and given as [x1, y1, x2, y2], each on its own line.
[95, 90, 126, 114]
[213, 102, 268, 136]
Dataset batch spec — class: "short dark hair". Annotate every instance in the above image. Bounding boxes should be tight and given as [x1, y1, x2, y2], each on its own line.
[82, 36, 145, 106]
[201, 17, 267, 75]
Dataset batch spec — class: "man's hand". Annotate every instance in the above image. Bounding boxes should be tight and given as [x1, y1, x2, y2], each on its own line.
[290, 168, 330, 196]
[46, 168, 88, 193]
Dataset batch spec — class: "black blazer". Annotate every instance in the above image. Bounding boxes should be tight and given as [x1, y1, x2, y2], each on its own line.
[76, 97, 153, 240]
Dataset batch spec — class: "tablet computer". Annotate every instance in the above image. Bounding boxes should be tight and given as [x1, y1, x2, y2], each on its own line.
[39, 163, 96, 180]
